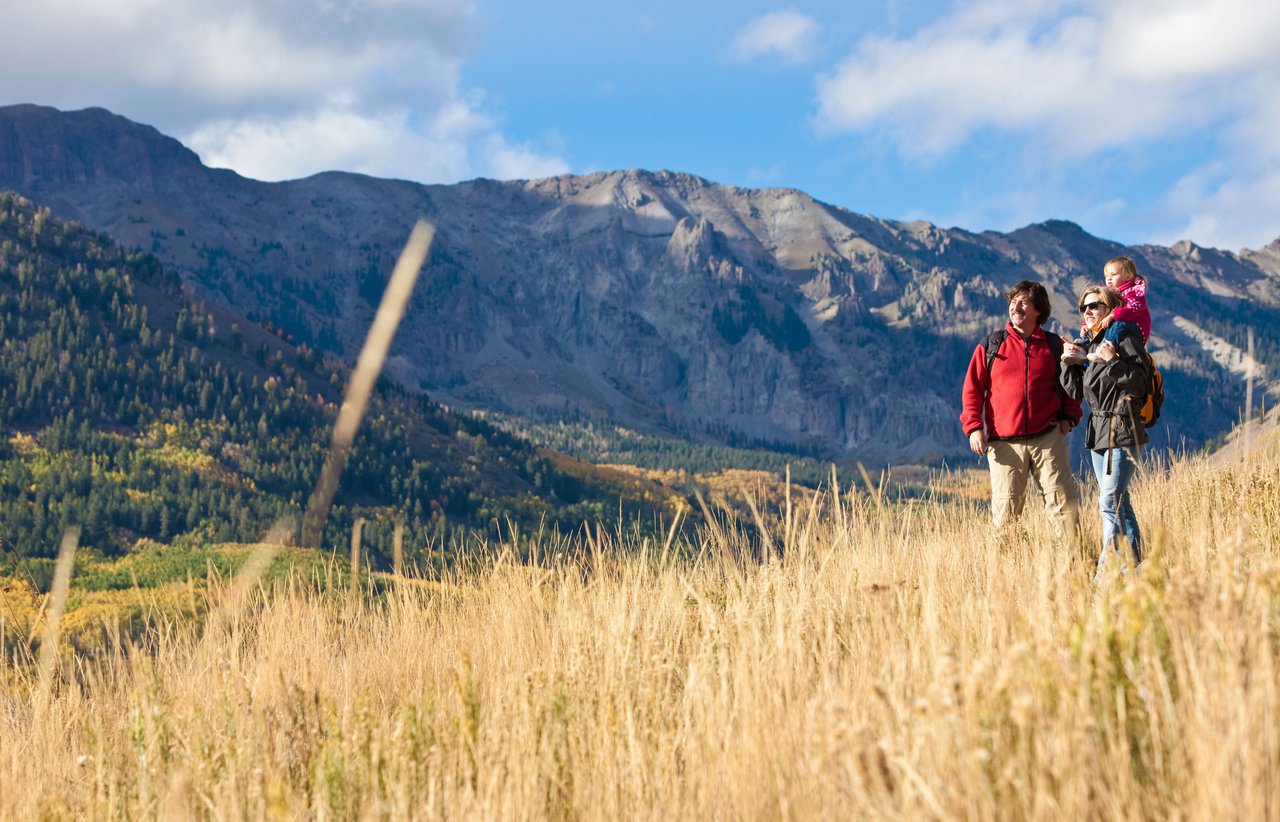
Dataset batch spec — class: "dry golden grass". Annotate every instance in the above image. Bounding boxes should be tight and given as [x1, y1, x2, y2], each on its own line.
[3, 428, 1279, 820]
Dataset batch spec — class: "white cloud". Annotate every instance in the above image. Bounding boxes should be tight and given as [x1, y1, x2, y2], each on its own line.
[0, 0, 567, 184]
[813, 0, 1280, 249]
[185, 97, 568, 183]
[745, 163, 786, 184]
[1101, 0, 1280, 80]
[814, 0, 1223, 156]
[1163, 164, 1280, 251]
[2, 0, 470, 109]
[187, 104, 459, 182]
[732, 11, 819, 64]
[1160, 77, 1280, 250]
[484, 136, 570, 181]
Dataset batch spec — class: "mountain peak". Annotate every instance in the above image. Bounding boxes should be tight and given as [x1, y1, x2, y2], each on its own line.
[1022, 218, 1093, 239]
[1171, 239, 1204, 260]
[0, 103, 205, 190]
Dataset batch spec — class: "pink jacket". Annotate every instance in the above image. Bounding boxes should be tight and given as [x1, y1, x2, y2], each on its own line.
[1110, 277, 1150, 342]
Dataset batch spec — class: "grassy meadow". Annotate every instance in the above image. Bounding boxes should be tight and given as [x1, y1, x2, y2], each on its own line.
[2, 426, 1279, 820]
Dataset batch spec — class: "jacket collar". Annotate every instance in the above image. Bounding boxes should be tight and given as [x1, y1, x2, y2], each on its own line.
[1006, 321, 1046, 341]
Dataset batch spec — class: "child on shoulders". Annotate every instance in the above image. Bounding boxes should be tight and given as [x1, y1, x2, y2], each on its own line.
[1081, 255, 1151, 344]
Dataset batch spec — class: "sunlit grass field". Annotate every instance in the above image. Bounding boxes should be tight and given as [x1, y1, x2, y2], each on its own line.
[3, 427, 1279, 819]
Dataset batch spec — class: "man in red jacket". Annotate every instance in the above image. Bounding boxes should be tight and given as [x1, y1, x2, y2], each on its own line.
[961, 280, 1081, 540]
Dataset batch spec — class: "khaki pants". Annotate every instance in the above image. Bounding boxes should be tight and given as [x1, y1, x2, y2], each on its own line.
[987, 427, 1080, 541]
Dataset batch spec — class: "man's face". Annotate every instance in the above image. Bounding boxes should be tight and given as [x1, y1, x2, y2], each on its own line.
[1008, 291, 1039, 329]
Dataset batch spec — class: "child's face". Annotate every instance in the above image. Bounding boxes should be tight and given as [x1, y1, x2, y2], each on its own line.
[1104, 263, 1133, 287]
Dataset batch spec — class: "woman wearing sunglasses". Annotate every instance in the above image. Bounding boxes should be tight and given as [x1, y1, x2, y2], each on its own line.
[1060, 285, 1151, 581]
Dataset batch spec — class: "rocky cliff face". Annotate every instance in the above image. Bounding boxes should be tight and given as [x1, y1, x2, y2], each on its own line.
[2, 104, 1278, 462]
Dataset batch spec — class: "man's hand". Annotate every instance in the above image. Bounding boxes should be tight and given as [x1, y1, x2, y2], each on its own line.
[969, 429, 987, 455]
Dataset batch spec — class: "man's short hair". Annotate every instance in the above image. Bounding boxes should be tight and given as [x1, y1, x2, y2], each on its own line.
[1006, 280, 1052, 326]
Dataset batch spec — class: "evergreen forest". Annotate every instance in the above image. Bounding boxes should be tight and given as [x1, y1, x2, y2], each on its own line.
[0, 193, 672, 566]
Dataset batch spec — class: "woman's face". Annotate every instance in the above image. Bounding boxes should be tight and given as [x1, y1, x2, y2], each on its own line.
[1079, 290, 1110, 325]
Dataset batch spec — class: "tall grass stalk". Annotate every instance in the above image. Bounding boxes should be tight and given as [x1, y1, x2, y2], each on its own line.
[301, 221, 435, 547]
[32, 526, 79, 716]
[3, 443, 1279, 818]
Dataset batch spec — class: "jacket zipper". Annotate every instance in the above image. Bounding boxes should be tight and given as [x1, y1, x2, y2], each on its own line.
[1023, 335, 1031, 436]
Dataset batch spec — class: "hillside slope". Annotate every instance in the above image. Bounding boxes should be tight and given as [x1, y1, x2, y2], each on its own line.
[0, 193, 672, 559]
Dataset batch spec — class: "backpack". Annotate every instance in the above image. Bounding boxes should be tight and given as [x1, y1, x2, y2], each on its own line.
[1139, 360, 1164, 426]
[1102, 323, 1164, 427]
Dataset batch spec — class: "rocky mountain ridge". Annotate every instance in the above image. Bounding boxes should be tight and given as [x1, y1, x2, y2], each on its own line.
[2, 103, 1278, 462]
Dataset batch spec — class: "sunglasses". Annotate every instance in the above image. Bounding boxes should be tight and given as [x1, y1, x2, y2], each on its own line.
[1079, 300, 1105, 313]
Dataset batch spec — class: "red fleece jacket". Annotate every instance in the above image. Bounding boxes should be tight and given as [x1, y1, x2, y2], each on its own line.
[960, 323, 1082, 440]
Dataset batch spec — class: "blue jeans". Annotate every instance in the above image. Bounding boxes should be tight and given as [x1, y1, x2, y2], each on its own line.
[1090, 447, 1142, 578]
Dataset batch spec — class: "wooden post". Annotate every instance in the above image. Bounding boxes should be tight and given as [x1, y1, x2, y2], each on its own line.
[393, 518, 405, 577]
[1246, 328, 1255, 462]
[350, 517, 365, 590]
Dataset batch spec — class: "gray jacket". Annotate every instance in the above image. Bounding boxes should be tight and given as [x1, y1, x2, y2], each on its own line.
[1059, 322, 1150, 451]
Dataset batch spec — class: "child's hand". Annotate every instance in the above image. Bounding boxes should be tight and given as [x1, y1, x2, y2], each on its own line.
[1061, 341, 1087, 364]
[1098, 314, 1114, 329]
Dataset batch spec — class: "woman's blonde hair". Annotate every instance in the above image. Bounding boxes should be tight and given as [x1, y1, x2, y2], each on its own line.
[1078, 284, 1123, 312]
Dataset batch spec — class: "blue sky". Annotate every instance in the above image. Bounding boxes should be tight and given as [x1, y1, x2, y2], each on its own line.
[2, 0, 1277, 251]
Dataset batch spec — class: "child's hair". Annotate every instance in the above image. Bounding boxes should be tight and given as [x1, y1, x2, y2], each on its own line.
[1105, 256, 1142, 283]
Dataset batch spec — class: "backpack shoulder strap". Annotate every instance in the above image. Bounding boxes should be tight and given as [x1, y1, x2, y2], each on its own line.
[1043, 331, 1071, 402]
[986, 328, 1061, 369]
[984, 329, 1008, 375]
[1044, 330, 1064, 360]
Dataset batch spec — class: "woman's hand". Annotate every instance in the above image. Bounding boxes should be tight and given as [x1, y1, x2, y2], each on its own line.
[1088, 340, 1117, 363]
